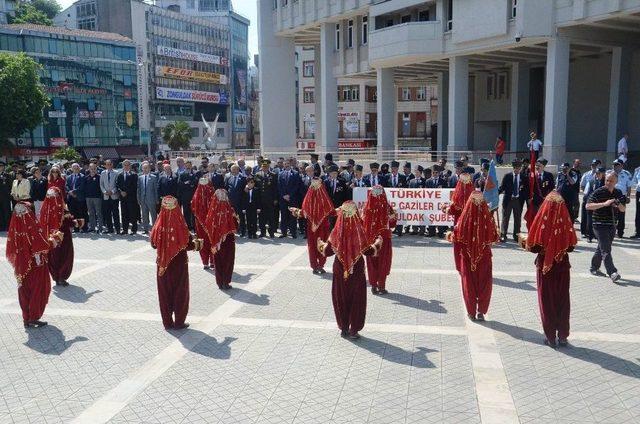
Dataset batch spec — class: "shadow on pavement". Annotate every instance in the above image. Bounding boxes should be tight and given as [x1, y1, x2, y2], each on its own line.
[386, 293, 448, 314]
[53, 285, 102, 303]
[351, 336, 438, 368]
[493, 278, 537, 292]
[24, 324, 88, 355]
[169, 329, 236, 359]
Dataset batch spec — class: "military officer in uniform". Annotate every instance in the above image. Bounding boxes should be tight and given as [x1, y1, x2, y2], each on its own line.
[254, 160, 279, 238]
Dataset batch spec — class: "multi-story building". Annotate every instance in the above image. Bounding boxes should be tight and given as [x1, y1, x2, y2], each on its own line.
[248, 58, 260, 148]
[56, 0, 234, 150]
[0, 24, 139, 157]
[154, 0, 251, 149]
[295, 46, 437, 150]
[0, 0, 16, 24]
[259, 0, 640, 164]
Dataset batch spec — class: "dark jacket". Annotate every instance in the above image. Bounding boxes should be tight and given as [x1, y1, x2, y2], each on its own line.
[385, 173, 408, 188]
[116, 171, 138, 202]
[158, 173, 179, 198]
[176, 171, 197, 204]
[277, 169, 302, 206]
[324, 177, 348, 207]
[225, 173, 246, 208]
[254, 170, 278, 208]
[499, 172, 527, 205]
[29, 176, 48, 201]
[84, 173, 102, 198]
[66, 172, 86, 201]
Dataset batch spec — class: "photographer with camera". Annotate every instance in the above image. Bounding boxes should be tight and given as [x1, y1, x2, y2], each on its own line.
[586, 171, 626, 282]
[556, 162, 578, 221]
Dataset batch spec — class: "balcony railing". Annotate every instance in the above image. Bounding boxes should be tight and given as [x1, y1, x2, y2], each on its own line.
[369, 21, 443, 67]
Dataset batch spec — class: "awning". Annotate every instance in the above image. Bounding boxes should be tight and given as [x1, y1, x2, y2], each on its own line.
[82, 147, 119, 160]
[116, 146, 145, 158]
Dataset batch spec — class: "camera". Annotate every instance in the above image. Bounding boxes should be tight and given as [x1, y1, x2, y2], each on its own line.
[515, 32, 522, 42]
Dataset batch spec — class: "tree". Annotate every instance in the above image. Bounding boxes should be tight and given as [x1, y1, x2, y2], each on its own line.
[0, 53, 50, 150]
[30, 0, 62, 19]
[162, 121, 192, 151]
[52, 146, 81, 163]
[11, 3, 53, 26]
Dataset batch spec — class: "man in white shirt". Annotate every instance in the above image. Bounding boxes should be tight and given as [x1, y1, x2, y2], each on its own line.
[631, 164, 640, 239]
[612, 159, 632, 238]
[526, 131, 543, 160]
[617, 133, 629, 163]
[99, 159, 120, 234]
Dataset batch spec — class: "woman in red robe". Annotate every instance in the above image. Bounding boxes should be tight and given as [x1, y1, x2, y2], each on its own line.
[444, 173, 474, 274]
[6, 202, 62, 328]
[448, 191, 499, 321]
[289, 178, 334, 274]
[318, 201, 382, 339]
[520, 191, 577, 348]
[40, 187, 82, 286]
[150, 196, 203, 330]
[362, 185, 397, 295]
[205, 189, 238, 290]
[191, 177, 214, 269]
[47, 166, 66, 198]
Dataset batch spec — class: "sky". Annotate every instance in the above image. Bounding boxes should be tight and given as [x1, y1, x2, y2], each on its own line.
[57, 0, 259, 65]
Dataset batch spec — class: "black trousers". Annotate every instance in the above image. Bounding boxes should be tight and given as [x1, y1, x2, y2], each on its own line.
[120, 197, 139, 233]
[616, 210, 625, 237]
[501, 198, 523, 238]
[0, 199, 12, 231]
[580, 195, 589, 235]
[279, 202, 297, 236]
[232, 205, 246, 236]
[635, 195, 640, 236]
[102, 198, 120, 232]
[180, 199, 194, 230]
[67, 196, 88, 231]
[259, 204, 278, 236]
[246, 208, 258, 237]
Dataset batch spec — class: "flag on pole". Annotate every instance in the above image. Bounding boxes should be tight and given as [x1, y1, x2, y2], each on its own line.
[484, 160, 499, 211]
[524, 147, 537, 229]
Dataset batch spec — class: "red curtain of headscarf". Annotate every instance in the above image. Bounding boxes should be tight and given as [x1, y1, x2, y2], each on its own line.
[328, 201, 371, 279]
[452, 191, 499, 271]
[447, 173, 474, 219]
[205, 189, 238, 255]
[6, 202, 51, 284]
[150, 196, 190, 276]
[39, 187, 65, 237]
[191, 178, 215, 225]
[302, 179, 335, 232]
[526, 191, 578, 274]
[362, 185, 393, 243]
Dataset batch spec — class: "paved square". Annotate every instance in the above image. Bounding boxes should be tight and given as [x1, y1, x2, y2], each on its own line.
[0, 203, 638, 424]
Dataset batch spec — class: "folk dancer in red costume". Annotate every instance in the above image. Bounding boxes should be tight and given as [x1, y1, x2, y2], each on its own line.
[520, 191, 577, 347]
[206, 189, 238, 290]
[289, 178, 334, 274]
[39, 187, 83, 287]
[443, 173, 474, 274]
[150, 196, 203, 330]
[447, 192, 499, 321]
[362, 185, 397, 295]
[6, 202, 62, 328]
[318, 201, 382, 339]
[191, 177, 215, 270]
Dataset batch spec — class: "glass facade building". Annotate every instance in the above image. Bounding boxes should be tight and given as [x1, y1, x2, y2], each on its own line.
[0, 25, 139, 148]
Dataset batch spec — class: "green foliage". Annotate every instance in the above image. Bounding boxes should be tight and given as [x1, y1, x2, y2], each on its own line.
[30, 0, 62, 19]
[0, 53, 50, 149]
[162, 121, 192, 151]
[52, 146, 81, 163]
[11, 3, 53, 26]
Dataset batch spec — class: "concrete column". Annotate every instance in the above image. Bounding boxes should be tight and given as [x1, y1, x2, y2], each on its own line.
[376, 67, 396, 158]
[510, 62, 530, 152]
[448, 56, 469, 152]
[313, 46, 322, 145]
[543, 37, 570, 165]
[319, 23, 338, 154]
[437, 72, 449, 154]
[607, 46, 631, 161]
[258, 0, 296, 154]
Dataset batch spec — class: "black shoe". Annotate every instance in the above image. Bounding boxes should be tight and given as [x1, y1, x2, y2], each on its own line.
[348, 332, 361, 340]
[544, 339, 557, 348]
[500, 235, 507, 243]
[312, 269, 320, 275]
[291, 235, 297, 239]
[174, 323, 190, 330]
[378, 289, 388, 295]
[319, 268, 326, 274]
[204, 265, 210, 270]
[558, 339, 568, 347]
[60, 281, 69, 287]
[467, 314, 476, 322]
[340, 330, 348, 338]
[269, 234, 275, 238]
[476, 313, 485, 322]
[31, 320, 48, 328]
[371, 287, 379, 295]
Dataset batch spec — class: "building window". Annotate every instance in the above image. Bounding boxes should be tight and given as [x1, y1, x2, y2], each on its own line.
[401, 88, 411, 101]
[385, 18, 394, 28]
[362, 16, 368, 45]
[498, 73, 509, 99]
[302, 61, 314, 77]
[401, 15, 411, 24]
[303, 87, 315, 103]
[273, 0, 277, 9]
[335, 24, 341, 50]
[486, 75, 495, 100]
[511, 0, 517, 18]
[416, 86, 426, 101]
[216, 127, 224, 137]
[446, 0, 453, 31]
[338, 85, 359, 102]
[366, 86, 377, 102]
[347, 20, 354, 48]
[419, 10, 430, 21]
[281, 0, 288, 7]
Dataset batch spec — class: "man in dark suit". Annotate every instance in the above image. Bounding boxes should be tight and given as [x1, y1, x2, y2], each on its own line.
[241, 177, 260, 238]
[324, 165, 348, 207]
[225, 164, 247, 236]
[177, 161, 197, 230]
[409, 166, 426, 235]
[66, 163, 87, 231]
[254, 160, 279, 238]
[158, 163, 178, 199]
[426, 166, 447, 238]
[204, 163, 225, 190]
[363, 162, 385, 187]
[498, 160, 526, 242]
[116, 160, 139, 235]
[386, 161, 407, 236]
[532, 158, 555, 209]
[277, 158, 302, 238]
[310, 153, 322, 178]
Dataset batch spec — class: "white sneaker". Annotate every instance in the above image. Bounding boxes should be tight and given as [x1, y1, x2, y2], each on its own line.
[610, 272, 621, 283]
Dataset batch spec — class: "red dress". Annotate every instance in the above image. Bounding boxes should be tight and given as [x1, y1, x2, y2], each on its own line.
[446, 174, 474, 273]
[48, 216, 75, 282]
[18, 254, 52, 323]
[213, 235, 235, 288]
[362, 186, 396, 291]
[536, 253, 571, 344]
[191, 180, 214, 267]
[297, 180, 334, 272]
[48, 177, 66, 198]
[205, 189, 238, 289]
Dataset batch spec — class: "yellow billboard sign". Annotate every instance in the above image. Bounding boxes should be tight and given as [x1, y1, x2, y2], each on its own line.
[155, 66, 228, 85]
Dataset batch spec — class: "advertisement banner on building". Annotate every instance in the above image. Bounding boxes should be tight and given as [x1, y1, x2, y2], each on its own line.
[48, 111, 67, 118]
[155, 66, 228, 85]
[352, 188, 454, 226]
[156, 45, 228, 66]
[50, 138, 68, 147]
[155, 87, 228, 105]
[344, 117, 360, 133]
[233, 111, 247, 131]
[136, 46, 150, 132]
[77, 110, 103, 119]
[233, 57, 247, 111]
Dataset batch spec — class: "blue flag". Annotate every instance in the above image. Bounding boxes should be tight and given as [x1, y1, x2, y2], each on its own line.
[484, 160, 499, 211]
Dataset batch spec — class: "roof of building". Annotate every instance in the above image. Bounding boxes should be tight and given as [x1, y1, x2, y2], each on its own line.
[0, 24, 134, 44]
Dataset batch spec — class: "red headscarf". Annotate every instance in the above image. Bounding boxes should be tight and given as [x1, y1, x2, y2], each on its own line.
[205, 189, 238, 255]
[302, 178, 334, 232]
[526, 191, 577, 274]
[39, 187, 65, 237]
[6, 202, 51, 284]
[150, 196, 190, 276]
[328, 201, 371, 279]
[47, 166, 66, 197]
[452, 191, 499, 271]
[447, 173, 474, 219]
[362, 185, 394, 242]
[191, 177, 214, 225]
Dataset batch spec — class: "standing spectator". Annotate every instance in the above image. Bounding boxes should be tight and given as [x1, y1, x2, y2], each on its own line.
[29, 168, 48, 218]
[0, 161, 13, 231]
[47, 166, 66, 198]
[158, 162, 178, 199]
[426, 166, 447, 238]
[225, 164, 247, 237]
[137, 162, 159, 235]
[66, 163, 87, 231]
[556, 162, 578, 220]
[254, 160, 278, 238]
[531, 158, 555, 213]
[630, 163, 640, 239]
[277, 159, 302, 238]
[116, 160, 139, 235]
[580, 159, 601, 237]
[100, 159, 120, 234]
[310, 153, 322, 177]
[498, 160, 526, 243]
[241, 177, 260, 239]
[584, 167, 606, 242]
[495, 136, 506, 165]
[527, 131, 543, 160]
[617, 133, 629, 162]
[363, 162, 384, 187]
[11, 170, 31, 205]
[84, 164, 103, 233]
[177, 160, 196, 231]
[387, 160, 407, 236]
[587, 171, 626, 282]
[324, 165, 348, 209]
[569, 159, 582, 221]
[612, 159, 632, 238]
